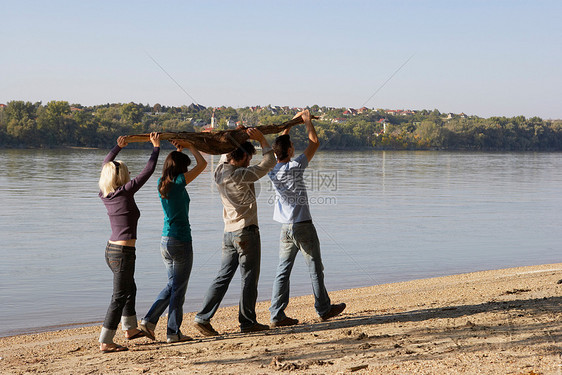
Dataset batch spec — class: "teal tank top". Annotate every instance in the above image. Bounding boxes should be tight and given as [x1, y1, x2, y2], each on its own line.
[159, 174, 191, 242]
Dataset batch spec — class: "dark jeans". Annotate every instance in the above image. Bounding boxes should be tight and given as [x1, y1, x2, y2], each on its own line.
[195, 225, 261, 329]
[103, 243, 137, 330]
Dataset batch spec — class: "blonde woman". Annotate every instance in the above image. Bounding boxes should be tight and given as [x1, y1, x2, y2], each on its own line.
[98, 133, 160, 353]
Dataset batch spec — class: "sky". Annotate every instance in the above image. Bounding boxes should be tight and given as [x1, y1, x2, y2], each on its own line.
[2, 0, 561, 119]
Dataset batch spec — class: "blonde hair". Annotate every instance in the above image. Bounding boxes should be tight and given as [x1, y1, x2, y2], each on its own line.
[99, 160, 131, 197]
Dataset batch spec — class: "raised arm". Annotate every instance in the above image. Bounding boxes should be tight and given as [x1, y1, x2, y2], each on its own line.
[247, 127, 270, 150]
[301, 110, 319, 162]
[123, 132, 160, 193]
[102, 136, 128, 164]
[283, 111, 302, 136]
[171, 140, 208, 185]
[281, 123, 294, 136]
[235, 128, 276, 182]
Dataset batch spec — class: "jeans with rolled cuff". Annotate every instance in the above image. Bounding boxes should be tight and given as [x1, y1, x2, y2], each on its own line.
[99, 242, 138, 344]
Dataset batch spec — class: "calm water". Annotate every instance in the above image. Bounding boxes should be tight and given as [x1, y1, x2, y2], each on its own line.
[0, 149, 560, 337]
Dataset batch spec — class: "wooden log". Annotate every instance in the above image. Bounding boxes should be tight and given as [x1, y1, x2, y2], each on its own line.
[122, 115, 319, 155]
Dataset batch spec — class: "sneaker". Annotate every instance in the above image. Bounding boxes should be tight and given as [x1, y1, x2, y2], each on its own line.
[194, 322, 219, 337]
[167, 333, 193, 343]
[240, 322, 270, 333]
[320, 303, 346, 321]
[271, 317, 299, 328]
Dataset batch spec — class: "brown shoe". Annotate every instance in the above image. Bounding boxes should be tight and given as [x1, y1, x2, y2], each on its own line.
[194, 322, 219, 336]
[101, 344, 129, 353]
[167, 333, 194, 343]
[271, 317, 299, 327]
[240, 322, 270, 333]
[320, 303, 346, 321]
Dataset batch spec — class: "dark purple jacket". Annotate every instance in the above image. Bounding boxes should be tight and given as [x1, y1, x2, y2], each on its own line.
[100, 145, 160, 241]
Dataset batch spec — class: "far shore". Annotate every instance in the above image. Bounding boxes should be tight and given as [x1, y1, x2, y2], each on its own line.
[1, 263, 560, 374]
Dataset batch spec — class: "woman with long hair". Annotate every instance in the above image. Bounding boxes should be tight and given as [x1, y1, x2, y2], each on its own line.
[139, 140, 207, 343]
[98, 132, 160, 353]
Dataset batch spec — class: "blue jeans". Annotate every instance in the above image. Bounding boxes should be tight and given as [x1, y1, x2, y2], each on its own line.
[195, 225, 261, 330]
[270, 222, 331, 322]
[142, 237, 193, 338]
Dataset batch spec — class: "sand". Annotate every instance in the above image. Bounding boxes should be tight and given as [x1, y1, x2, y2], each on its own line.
[1, 263, 560, 374]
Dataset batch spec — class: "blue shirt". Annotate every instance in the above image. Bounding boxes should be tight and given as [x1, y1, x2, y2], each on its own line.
[160, 174, 192, 242]
[268, 154, 312, 224]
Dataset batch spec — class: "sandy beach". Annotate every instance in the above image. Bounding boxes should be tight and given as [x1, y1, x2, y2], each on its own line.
[1, 263, 560, 374]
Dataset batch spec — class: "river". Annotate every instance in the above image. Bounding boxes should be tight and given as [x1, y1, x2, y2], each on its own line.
[0, 149, 560, 337]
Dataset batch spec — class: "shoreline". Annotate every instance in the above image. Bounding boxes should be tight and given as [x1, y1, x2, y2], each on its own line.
[1, 262, 555, 339]
[0, 263, 551, 339]
[1, 263, 560, 374]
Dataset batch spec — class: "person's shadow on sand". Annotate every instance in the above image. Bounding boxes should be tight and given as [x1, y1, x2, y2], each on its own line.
[187, 294, 560, 367]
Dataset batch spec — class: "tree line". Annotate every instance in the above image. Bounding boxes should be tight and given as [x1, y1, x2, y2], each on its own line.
[1, 100, 561, 151]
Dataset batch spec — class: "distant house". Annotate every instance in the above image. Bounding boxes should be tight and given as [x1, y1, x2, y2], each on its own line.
[70, 107, 83, 112]
[358, 106, 369, 114]
[188, 103, 206, 111]
[192, 119, 207, 127]
[343, 108, 358, 116]
[385, 109, 402, 116]
[227, 119, 237, 128]
[384, 109, 415, 116]
[0, 104, 7, 108]
[459, 112, 467, 118]
[332, 118, 347, 124]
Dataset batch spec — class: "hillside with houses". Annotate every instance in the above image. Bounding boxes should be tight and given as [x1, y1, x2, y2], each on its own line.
[1, 101, 561, 151]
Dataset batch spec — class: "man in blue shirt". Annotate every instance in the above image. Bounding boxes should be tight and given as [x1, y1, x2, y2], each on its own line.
[268, 109, 345, 327]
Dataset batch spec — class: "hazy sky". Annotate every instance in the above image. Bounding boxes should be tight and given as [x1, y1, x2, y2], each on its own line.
[2, 1, 561, 118]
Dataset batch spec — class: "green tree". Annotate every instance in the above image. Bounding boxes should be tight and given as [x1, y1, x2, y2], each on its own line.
[36, 101, 75, 145]
[5, 101, 39, 144]
[415, 120, 444, 148]
[121, 102, 143, 125]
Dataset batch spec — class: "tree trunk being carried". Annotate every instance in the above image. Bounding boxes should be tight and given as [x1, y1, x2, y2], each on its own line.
[122, 115, 317, 155]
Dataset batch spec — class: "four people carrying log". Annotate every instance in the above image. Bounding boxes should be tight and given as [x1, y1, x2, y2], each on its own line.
[97, 110, 345, 352]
